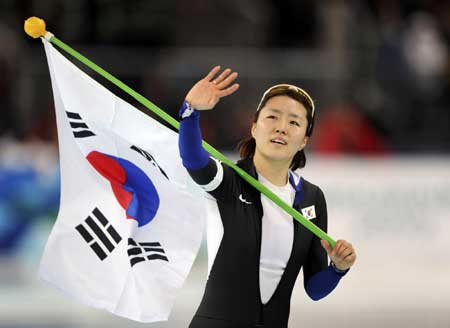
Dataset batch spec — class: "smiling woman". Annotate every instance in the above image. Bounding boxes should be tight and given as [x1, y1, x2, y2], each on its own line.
[177, 66, 357, 328]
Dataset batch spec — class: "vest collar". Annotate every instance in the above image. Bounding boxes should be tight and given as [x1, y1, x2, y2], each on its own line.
[237, 157, 305, 207]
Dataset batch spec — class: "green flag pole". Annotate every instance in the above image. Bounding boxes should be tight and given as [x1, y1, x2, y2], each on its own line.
[24, 17, 336, 248]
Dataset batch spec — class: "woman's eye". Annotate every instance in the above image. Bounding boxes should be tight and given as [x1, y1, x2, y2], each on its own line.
[267, 115, 276, 119]
[290, 121, 300, 126]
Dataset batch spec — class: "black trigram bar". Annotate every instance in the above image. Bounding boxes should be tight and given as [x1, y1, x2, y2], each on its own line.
[127, 238, 169, 267]
[93, 208, 122, 243]
[75, 224, 107, 260]
[66, 111, 96, 138]
[129, 254, 169, 267]
[147, 254, 169, 261]
[130, 145, 169, 180]
[85, 216, 115, 252]
[127, 247, 166, 256]
[75, 208, 122, 261]
[127, 248, 142, 256]
[139, 242, 162, 247]
[69, 122, 88, 129]
[130, 257, 146, 267]
[66, 112, 82, 120]
[130, 145, 153, 162]
[143, 247, 166, 253]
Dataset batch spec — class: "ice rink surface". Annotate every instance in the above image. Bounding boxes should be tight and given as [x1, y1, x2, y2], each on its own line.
[1, 155, 449, 328]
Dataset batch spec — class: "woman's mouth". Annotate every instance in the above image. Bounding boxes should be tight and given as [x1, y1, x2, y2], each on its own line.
[270, 138, 287, 145]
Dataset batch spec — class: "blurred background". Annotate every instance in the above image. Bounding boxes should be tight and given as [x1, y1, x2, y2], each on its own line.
[1, 0, 449, 327]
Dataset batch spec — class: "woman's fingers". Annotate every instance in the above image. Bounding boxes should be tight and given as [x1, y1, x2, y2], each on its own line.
[320, 240, 332, 254]
[212, 68, 232, 85]
[328, 239, 356, 270]
[330, 240, 354, 259]
[341, 248, 353, 259]
[218, 83, 240, 98]
[216, 71, 238, 89]
[193, 66, 239, 105]
[205, 65, 221, 81]
[331, 240, 344, 257]
[210, 67, 240, 98]
[344, 252, 356, 262]
[205, 66, 239, 87]
[336, 242, 349, 258]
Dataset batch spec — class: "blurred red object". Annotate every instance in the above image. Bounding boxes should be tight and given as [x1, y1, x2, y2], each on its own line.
[312, 104, 390, 154]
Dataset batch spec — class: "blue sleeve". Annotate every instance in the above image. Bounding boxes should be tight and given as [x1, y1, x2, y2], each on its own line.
[178, 101, 210, 170]
[304, 264, 349, 301]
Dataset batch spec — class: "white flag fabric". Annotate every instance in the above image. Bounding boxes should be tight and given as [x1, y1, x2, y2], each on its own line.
[39, 39, 206, 322]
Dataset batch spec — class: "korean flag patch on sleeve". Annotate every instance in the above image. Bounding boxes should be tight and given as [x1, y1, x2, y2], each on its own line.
[301, 205, 316, 220]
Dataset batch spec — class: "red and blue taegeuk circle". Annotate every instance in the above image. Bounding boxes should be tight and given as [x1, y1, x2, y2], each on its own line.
[87, 151, 159, 227]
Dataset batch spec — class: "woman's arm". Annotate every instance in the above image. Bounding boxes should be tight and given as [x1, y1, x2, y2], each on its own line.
[304, 261, 349, 301]
[178, 66, 239, 197]
[178, 101, 209, 170]
[302, 188, 357, 300]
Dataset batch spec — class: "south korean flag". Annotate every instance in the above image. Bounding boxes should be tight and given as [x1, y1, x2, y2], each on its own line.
[39, 39, 206, 323]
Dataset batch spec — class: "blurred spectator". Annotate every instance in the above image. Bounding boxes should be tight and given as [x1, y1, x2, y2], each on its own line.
[1, 0, 450, 156]
[312, 103, 390, 154]
[365, 0, 450, 151]
[0, 137, 59, 256]
[403, 12, 448, 99]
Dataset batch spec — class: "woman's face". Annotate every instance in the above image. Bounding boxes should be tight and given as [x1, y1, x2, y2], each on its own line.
[251, 95, 309, 164]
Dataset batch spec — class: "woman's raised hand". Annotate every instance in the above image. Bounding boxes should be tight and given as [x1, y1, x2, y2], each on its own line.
[185, 65, 239, 110]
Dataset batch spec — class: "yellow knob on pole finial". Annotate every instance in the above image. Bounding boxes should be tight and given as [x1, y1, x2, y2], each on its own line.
[24, 17, 47, 38]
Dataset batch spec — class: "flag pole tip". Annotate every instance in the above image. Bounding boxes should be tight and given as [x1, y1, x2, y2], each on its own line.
[24, 17, 47, 38]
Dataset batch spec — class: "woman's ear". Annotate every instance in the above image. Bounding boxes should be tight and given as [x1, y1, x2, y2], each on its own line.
[251, 122, 256, 138]
[299, 136, 309, 151]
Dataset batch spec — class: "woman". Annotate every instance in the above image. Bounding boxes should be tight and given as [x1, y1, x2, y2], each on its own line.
[178, 66, 356, 328]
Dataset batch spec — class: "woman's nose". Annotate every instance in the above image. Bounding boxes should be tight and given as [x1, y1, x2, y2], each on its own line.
[275, 120, 288, 134]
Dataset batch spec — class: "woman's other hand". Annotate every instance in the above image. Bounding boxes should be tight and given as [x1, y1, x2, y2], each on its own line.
[185, 65, 239, 110]
[320, 239, 357, 271]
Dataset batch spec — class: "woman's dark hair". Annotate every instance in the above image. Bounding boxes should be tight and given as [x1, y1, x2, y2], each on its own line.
[238, 88, 315, 170]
